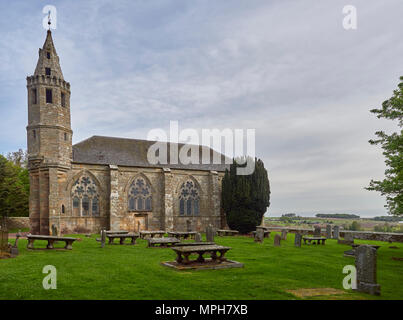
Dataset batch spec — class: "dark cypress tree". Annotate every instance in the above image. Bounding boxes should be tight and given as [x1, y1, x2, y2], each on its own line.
[222, 157, 271, 233]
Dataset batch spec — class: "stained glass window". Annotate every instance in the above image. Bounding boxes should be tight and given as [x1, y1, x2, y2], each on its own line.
[128, 177, 152, 211]
[178, 180, 200, 216]
[82, 195, 89, 216]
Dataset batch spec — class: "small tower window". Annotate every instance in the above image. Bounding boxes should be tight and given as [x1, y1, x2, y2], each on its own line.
[45, 68, 51, 76]
[61, 204, 65, 214]
[47, 52, 51, 59]
[31, 88, 37, 104]
[64, 133, 67, 141]
[61, 92, 66, 107]
[46, 89, 52, 103]
[33, 130, 36, 139]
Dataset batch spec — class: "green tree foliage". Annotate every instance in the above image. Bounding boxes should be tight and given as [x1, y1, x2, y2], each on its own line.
[221, 157, 270, 234]
[315, 213, 360, 219]
[367, 76, 403, 215]
[0, 154, 29, 218]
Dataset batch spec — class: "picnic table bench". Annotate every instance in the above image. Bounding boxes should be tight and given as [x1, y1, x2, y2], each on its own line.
[173, 242, 215, 247]
[139, 230, 166, 239]
[216, 230, 239, 236]
[171, 244, 231, 265]
[27, 235, 77, 250]
[303, 236, 327, 245]
[167, 231, 197, 240]
[147, 237, 180, 248]
[107, 233, 139, 245]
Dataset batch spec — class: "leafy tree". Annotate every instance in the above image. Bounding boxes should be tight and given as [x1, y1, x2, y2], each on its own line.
[6, 149, 27, 168]
[0, 154, 29, 218]
[367, 76, 403, 215]
[221, 157, 270, 233]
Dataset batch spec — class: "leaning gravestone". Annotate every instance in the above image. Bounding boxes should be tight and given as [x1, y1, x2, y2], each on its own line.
[326, 225, 332, 239]
[281, 229, 287, 240]
[100, 229, 106, 248]
[355, 245, 381, 295]
[255, 228, 264, 243]
[333, 226, 340, 239]
[294, 233, 302, 247]
[274, 234, 281, 246]
[195, 232, 202, 242]
[206, 226, 215, 242]
[314, 226, 321, 237]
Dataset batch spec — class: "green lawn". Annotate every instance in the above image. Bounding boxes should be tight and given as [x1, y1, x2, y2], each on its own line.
[0, 233, 402, 300]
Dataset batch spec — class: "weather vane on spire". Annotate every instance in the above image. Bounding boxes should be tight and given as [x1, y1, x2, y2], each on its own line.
[42, 5, 57, 31]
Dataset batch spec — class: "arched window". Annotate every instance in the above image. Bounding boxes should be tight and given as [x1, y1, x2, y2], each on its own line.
[128, 177, 152, 211]
[61, 204, 65, 214]
[179, 180, 200, 216]
[71, 175, 100, 217]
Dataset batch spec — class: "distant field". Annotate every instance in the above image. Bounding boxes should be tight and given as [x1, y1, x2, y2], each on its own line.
[264, 217, 403, 232]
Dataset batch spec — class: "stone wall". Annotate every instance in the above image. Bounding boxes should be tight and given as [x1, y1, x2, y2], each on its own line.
[5, 217, 30, 230]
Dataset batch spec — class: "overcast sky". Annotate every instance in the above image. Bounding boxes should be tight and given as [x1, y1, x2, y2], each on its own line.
[0, 0, 402, 217]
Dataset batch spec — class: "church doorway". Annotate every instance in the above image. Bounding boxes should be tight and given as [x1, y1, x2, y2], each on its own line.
[133, 214, 148, 232]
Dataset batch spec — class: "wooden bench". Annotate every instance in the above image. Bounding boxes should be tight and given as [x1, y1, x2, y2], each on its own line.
[167, 231, 197, 240]
[27, 235, 77, 250]
[216, 230, 239, 236]
[171, 244, 231, 265]
[147, 237, 180, 248]
[107, 233, 139, 245]
[139, 230, 166, 239]
[303, 236, 326, 245]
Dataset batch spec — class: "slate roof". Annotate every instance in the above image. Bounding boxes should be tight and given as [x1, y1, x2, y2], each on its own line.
[72, 136, 230, 172]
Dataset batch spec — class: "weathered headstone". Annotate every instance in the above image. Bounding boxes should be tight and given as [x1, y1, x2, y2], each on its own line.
[294, 233, 302, 247]
[51, 224, 58, 236]
[255, 228, 264, 243]
[100, 229, 106, 248]
[10, 232, 20, 257]
[355, 245, 381, 295]
[274, 234, 281, 246]
[281, 229, 287, 240]
[333, 226, 340, 239]
[314, 226, 321, 237]
[326, 225, 332, 239]
[206, 226, 215, 242]
[186, 220, 192, 232]
[195, 232, 202, 242]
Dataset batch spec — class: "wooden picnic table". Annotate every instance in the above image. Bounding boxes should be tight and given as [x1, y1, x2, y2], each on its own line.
[216, 230, 239, 236]
[303, 236, 327, 245]
[147, 237, 180, 248]
[27, 235, 77, 250]
[167, 231, 197, 240]
[107, 233, 139, 245]
[171, 244, 231, 265]
[139, 230, 166, 239]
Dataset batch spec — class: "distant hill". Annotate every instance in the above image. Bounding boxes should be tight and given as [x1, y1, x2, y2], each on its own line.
[373, 216, 402, 222]
[315, 213, 360, 219]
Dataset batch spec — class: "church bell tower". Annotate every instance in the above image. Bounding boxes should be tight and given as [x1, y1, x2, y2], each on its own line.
[26, 30, 72, 234]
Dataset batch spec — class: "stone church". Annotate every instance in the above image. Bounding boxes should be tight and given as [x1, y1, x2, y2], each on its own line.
[27, 30, 228, 235]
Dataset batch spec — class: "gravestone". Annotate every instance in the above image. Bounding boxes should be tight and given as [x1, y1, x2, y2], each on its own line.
[281, 229, 287, 240]
[255, 228, 264, 243]
[326, 225, 332, 239]
[186, 220, 192, 232]
[100, 229, 106, 248]
[342, 232, 354, 245]
[206, 226, 215, 242]
[51, 224, 58, 236]
[314, 226, 321, 237]
[355, 245, 381, 295]
[195, 232, 202, 242]
[274, 234, 281, 247]
[294, 233, 302, 247]
[333, 226, 340, 239]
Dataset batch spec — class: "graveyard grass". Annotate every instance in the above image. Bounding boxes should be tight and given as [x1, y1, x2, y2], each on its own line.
[1, 233, 402, 300]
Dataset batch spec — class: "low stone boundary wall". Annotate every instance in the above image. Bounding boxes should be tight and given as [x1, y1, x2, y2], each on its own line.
[4, 217, 30, 230]
[264, 227, 403, 243]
